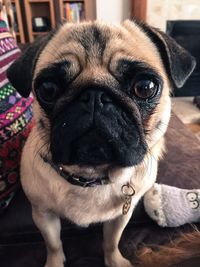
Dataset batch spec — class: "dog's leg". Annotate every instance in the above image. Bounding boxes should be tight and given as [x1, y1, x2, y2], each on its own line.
[32, 206, 65, 267]
[103, 212, 133, 267]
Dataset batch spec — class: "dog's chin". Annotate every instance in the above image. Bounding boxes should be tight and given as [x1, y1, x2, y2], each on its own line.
[69, 130, 114, 166]
[51, 130, 147, 168]
[61, 164, 111, 179]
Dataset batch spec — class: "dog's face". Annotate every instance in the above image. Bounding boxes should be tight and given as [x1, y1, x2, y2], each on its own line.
[7, 20, 195, 169]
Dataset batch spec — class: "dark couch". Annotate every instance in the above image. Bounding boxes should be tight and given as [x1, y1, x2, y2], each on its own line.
[0, 114, 200, 267]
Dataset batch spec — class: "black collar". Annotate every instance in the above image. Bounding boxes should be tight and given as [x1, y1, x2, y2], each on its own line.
[41, 156, 110, 187]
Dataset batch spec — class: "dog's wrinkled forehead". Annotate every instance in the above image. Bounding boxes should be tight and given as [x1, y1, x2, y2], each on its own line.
[34, 21, 166, 82]
[7, 19, 196, 99]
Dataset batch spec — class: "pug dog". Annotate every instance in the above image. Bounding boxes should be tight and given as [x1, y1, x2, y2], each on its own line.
[7, 20, 195, 267]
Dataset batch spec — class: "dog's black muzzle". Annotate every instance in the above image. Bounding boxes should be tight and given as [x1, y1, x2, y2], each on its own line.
[50, 87, 147, 167]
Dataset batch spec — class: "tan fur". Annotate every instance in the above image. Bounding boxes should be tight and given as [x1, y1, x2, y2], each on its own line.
[20, 20, 173, 267]
[134, 230, 200, 267]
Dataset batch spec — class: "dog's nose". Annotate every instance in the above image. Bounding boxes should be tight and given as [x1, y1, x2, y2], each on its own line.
[79, 90, 112, 110]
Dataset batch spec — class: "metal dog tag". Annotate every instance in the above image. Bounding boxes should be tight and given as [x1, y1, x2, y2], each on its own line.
[121, 184, 135, 215]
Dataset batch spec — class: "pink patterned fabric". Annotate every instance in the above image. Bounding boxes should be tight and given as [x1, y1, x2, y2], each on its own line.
[0, 19, 33, 212]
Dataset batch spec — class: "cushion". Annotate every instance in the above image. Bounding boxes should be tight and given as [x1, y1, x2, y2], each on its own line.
[157, 112, 200, 188]
[0, 19, 33, 212]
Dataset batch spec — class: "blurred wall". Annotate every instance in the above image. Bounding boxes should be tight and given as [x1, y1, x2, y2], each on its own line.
[147, 0, 200, 31]
[96, 0, 131, 24]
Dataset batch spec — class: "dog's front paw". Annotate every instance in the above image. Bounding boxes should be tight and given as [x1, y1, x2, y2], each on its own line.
[44, 249, 66, 267]
[143, 183, 167, 227]
[105, 250, 132, 267]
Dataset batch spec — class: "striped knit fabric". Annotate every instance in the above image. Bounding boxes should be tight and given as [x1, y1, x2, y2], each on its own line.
[0, 19, 33, 212]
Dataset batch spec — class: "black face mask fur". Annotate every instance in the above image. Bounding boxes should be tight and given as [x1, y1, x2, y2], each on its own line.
[49, 85, 147, 167]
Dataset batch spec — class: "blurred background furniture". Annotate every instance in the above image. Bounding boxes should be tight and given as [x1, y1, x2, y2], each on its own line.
[11, 0, 25, 43]
[24, 0, 55, 42]
[3, 0, 97, 43]
[57, 0, 96, 24]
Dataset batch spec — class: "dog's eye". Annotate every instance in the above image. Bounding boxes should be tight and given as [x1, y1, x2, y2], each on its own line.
[133, 79, 158, 99]
[38, 82, 60, 103]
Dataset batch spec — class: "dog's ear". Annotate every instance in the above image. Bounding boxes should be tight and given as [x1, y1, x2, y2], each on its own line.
[137, 22, 196, 88]
[7, 34, 53, 98]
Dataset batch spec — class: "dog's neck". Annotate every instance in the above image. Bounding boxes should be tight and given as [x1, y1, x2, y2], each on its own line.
[61, 164, 110, 179]
[41, 155, 112, 187]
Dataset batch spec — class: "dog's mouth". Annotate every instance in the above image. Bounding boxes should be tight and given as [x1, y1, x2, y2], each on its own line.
[69, 128, 113, 165]
[50, 121, 147, 168]
[51, 126, 116, 166]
